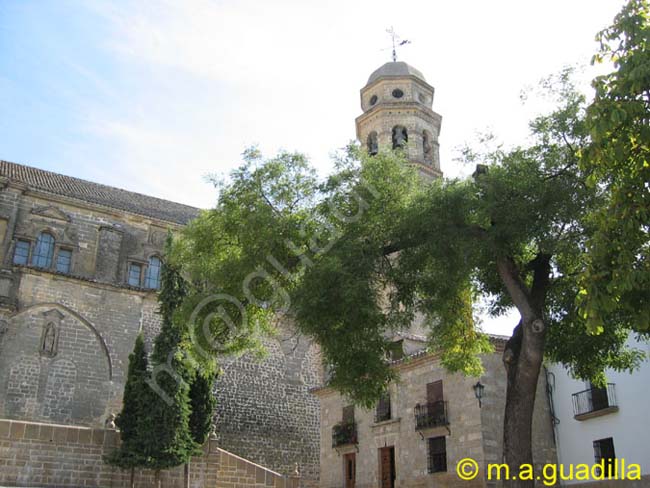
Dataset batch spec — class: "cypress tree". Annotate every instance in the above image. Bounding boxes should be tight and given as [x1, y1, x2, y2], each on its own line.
[106, 333, 150, 487]
[145, 236, 196, 476]
[188, 370, 217, 447]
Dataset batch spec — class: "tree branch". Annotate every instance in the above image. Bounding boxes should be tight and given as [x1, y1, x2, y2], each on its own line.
[496, 256, 535, 320]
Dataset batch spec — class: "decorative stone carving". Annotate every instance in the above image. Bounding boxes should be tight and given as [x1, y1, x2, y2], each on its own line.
[39, 323, 58, 357]
[30, 205, 71, 222]
[39, 309, 64, 358]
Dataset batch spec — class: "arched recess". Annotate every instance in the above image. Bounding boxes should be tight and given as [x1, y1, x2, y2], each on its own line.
[392, 126, 408, 149]
[10, 302, 112, 380]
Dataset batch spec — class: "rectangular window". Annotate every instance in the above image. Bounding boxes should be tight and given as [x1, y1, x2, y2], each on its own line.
[127, 263, 142, 287]
[388, 340, 404, 361]
[428, 436, 447, 473]
[56, 249, 72, 273]
[593, 437, 616, 477]
[13, 240, 31, 265]
[376, 392, 391, 422]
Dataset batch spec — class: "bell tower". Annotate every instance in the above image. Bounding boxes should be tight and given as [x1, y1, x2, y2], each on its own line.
[356, 61, 443, 179]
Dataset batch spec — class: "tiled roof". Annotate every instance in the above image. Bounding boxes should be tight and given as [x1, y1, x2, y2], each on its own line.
[0, 160, 200, 225]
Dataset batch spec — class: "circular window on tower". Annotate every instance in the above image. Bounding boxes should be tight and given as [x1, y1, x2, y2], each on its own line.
[369, 95, 378, 106]
[418, 93, 427, 104]
[392, 88, 404, 99]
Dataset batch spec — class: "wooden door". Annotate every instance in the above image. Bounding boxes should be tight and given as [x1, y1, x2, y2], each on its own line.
[344, 452, 356, 488]
[379, 447, 395, 488]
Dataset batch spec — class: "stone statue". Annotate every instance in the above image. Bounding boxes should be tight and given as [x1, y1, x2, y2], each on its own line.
[40, 323, 57, 357]
[105, 413, 117, 430]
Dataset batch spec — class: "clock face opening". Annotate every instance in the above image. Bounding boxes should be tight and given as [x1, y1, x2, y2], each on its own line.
[392, 88, 404, 99]
[369, 95, 378, 106]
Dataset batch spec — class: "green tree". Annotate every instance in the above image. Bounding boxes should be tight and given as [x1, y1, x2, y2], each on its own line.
[579, 0, 650, 334]
[106, 333, 150, 488]
[145, 237, 197, 482]
[173, 76, 643, 484]
[188, 371, 217, 446]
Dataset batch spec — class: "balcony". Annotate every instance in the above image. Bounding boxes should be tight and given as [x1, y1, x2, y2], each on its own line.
[332, 422, 357, 448]
[414, 401, 449, 430]
[572, 384, 619, 421]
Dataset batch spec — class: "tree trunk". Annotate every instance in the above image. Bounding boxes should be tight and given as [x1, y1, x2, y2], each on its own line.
[130, 467, 135, 488]
[497, 254, 551, 488]
[155, 469, 161, 488]
[184, 462, 190, 488]
[502, 320, 545, 487]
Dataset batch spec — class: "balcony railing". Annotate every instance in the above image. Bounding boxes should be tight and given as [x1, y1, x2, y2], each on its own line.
[572, 384, 618, 420]
[414, 401, 448, 430]
[332, 421, 357, 448]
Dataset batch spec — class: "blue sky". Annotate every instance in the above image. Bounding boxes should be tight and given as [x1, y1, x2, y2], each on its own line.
[0, 0, 625, 333]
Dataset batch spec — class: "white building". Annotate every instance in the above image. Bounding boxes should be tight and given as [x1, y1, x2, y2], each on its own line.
[548, 336, 650, 486]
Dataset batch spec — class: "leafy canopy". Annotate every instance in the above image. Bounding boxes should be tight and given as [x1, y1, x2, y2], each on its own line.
[579, 0, 650, 334]
[172, 71, 644, 406]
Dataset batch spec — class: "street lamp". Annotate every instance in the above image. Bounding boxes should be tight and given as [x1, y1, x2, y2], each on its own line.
[473, 381, 485, 408]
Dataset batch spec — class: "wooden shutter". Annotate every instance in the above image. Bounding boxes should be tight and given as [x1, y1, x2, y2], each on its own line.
[342, 405, 355, 423]
[427, 380, 443, 403]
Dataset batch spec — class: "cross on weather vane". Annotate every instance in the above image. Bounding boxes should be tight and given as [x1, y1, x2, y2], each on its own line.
[386, 27, 411, 62]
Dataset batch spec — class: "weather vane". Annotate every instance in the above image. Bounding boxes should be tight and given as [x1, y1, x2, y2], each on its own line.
[386, 27, 411, 62]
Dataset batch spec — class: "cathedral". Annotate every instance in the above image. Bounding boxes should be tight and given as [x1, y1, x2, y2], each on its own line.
[0, 60, 557, 488]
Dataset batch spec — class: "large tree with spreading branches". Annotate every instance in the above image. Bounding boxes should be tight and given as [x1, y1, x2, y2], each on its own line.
[169, 3, 647, 485]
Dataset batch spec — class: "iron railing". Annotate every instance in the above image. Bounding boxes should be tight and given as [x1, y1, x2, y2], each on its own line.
[572, 383, 617, 418]
[414, 401, 448, 430]
[332, 422, 357, 447]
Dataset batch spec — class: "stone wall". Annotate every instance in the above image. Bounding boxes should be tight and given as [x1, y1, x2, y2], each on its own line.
[0, 418, 301, 488]
[213, 331, 322, 484]
[0, 178, 322, 482]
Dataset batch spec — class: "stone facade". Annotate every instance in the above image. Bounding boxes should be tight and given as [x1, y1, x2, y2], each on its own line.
[313, 338, 558, 488]
[0, 418, 301, 488]
[0, 162, 322, 482]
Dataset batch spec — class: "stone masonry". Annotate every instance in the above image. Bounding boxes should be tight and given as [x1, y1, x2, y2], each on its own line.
[0, 418, 301, 488]
[0, 161, 322, 483]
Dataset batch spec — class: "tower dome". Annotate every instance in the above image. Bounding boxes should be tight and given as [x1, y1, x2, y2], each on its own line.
[367, 61, 427, 85]
[356, 61, 442, 179]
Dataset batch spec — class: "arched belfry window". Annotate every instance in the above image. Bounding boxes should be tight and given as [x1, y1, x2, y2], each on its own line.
[392, 126, 408, 149]
[367, 131, 378, 156]
[144, 256, 162, 290]
[423, 130, 433, 163]
[32, 232, 55, 268]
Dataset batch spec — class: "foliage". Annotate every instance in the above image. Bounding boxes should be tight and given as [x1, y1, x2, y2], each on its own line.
[173, 68, 645, 411]
[188, 370, 217, 448]
[144, 236, 197, 470]
[106, 333, 151, 469]
[579, 0, 650, 334]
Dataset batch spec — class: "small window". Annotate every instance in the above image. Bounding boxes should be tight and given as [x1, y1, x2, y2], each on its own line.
[369, 94, 378, 106]
[144, 256, 162, 289]
[31, 232, 55, 268]
[388, 340, 404, 361]
[375, 392, 391, 422]
[13, 239, 31, 265]
[593, 437, 616, 477]
[56, 249, 72, 273]
[428, 436, 447, 473]
[127, 263, 143, 287]
[392, 88, 404, 98]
